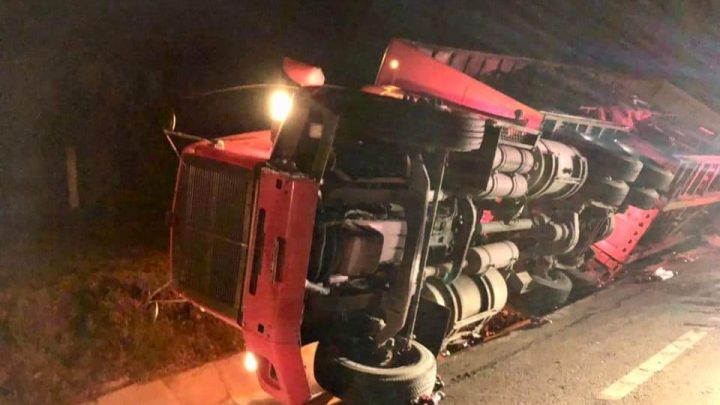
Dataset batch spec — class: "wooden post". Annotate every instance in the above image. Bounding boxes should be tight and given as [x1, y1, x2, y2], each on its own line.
[65, 146, 79, 209]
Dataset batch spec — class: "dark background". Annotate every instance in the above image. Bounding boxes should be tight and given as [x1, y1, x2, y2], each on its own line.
[2, 0, 720, 239]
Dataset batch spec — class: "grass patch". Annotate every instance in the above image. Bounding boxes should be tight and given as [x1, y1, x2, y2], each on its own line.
[0, 222, 243, 403]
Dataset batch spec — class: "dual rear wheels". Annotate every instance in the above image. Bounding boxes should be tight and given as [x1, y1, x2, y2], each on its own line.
[578, 143, 672, 210]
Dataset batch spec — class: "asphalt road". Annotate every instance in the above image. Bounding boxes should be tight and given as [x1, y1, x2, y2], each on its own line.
[438, 246, 720, 405]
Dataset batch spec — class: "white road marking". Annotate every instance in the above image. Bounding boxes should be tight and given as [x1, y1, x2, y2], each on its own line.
[598, 330, 708, 401]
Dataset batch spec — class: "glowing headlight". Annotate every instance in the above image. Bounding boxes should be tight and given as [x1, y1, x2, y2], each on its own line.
[268, 89, 293, 122]
[244, 352, 258, 372]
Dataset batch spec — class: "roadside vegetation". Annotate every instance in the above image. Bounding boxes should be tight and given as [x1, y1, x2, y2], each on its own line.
[0, 221, 243, 404]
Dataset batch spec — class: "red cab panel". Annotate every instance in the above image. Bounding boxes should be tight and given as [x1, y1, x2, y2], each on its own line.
[241, 168, 319, 405]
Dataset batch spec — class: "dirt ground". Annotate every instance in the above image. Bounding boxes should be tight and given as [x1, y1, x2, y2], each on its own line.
[0, 221, 244, 404]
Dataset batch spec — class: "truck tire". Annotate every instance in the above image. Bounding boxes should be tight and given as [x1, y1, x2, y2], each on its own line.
[556, 132, 642, 182]
[582, 177, 630, 207]
[314, 340, 437, 404]
[624, 187, 659, 210]
[581, 145, 643, 183]
[634, 159, 673, 191]
[335, 91, 486, 151]
[514, 270, 573, 316]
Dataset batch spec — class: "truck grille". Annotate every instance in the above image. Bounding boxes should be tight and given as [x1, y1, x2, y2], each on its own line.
[171, 155, 255, 316]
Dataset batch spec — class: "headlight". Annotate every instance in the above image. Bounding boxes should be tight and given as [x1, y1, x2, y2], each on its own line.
[268, 89, 293, 122]
[243, 352, 258, 372]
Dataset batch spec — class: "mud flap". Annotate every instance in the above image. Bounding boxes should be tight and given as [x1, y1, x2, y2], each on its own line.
[412, 299, 451, 357]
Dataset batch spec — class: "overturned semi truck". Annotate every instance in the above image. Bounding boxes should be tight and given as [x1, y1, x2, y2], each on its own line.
[166, 39, 720, 404]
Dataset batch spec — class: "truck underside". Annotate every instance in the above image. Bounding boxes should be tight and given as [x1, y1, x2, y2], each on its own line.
[167, 39, 720, 404]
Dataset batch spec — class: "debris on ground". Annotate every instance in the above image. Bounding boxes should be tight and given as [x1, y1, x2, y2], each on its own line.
[482, 319, 533, 343]
[703, 234, 720, 249]
[636, 267, 677, 283]
[673, 252, 698, 263]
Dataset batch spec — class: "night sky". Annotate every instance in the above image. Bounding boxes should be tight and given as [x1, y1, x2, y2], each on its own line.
[2, 0, 720, 235]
